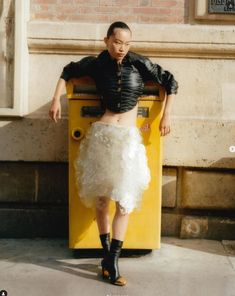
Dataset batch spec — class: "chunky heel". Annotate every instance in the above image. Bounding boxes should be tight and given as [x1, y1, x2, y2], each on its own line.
[101, 258, 110, 279]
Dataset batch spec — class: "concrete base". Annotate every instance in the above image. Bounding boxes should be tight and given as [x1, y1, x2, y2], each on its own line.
[0, 237, 234, 296]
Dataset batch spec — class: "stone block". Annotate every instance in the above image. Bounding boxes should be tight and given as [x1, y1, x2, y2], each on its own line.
[161, 212, 182, 237]
[180, 216, 208, 238]
[0, 162, 68, 204]
[0, 117, 68, 162]
[181, 169, 235, 209]
[0, 208, 68, 238]
[180, 215, 235, 240]
[37, 163, 68, 204]
[207, 217, 235, 240]
[0, 162, 35, 202]
[162, 167, 177, 208]
[163, 118, 235, 169]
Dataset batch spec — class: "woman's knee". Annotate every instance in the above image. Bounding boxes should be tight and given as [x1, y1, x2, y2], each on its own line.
[115, 201, 129, 216]
[96, 196, 110, 212]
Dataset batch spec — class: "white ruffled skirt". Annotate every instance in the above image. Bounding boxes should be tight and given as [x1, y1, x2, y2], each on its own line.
[73, 121, 151, 214]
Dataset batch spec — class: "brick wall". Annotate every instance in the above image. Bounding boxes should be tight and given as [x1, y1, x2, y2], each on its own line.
[30, 0, 188, 24]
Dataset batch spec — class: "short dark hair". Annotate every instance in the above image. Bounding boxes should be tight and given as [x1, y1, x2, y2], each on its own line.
[106, 21, 131, 38]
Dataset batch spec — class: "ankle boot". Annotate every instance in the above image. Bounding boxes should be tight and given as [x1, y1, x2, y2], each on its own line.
[106, 238, 127, 286]
[99, 233, 110, 279]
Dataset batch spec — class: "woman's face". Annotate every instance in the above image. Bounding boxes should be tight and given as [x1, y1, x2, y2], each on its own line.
[104, 28, 132, 63]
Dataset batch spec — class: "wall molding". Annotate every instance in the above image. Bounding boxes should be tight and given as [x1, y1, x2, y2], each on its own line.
[28, 38, 235, 59]
[27, 21, 235, 59]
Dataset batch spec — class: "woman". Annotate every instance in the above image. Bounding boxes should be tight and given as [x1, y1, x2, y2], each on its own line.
[49, 21, 178, 286]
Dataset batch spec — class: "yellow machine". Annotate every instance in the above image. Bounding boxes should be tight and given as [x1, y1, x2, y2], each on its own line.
[67, 77, 165, 250]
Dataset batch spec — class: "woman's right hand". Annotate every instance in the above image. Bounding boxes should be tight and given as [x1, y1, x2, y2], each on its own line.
[49, 99, 61, 123]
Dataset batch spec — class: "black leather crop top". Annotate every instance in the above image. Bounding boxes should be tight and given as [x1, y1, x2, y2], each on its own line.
[60, 49, 178, 113]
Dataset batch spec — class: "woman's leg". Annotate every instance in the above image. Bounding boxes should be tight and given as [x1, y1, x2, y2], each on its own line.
[95, 196, 111, 234]
[105, 202, 128, 286]
[96, 196, 111, 279]
[96, 198, 129, 238]
[112, 202, 129, 241]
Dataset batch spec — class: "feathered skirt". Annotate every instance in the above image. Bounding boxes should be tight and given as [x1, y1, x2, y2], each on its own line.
[73, 121, 151, 214]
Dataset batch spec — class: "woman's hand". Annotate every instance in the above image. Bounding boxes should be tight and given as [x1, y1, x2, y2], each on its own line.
[49, 99, 61, 123]
[49, 78, 66, 123]
[159, 113, 171, 136]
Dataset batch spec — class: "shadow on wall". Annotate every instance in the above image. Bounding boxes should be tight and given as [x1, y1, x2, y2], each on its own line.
[0, 78, 165, 161]
[0, 97, 70, 239]
[0, 96, 69, 162]
[210, 158, 235, 168]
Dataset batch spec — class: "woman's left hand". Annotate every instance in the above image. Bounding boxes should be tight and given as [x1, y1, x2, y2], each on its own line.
[159, 113, 171, 136]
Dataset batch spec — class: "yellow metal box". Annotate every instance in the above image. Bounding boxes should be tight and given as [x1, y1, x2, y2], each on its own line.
[67, 77, 165, 250]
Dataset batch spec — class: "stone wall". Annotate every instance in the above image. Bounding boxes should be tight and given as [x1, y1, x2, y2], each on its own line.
[162, 167, 235, 239]
[0, 0, 234, 239]
[0, 162, 68, 238]
[0, 162, 234, 239]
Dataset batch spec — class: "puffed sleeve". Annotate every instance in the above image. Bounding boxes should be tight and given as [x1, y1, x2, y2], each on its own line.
[60, 56, 97, 81]
[135, 55, 179, 95]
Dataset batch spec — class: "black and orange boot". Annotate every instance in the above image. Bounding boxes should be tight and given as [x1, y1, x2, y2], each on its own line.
[106, 238, 127, 286]
[99, 233, 110, 279]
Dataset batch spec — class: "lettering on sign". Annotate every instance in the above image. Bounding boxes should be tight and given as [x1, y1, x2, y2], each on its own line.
[208, 0, 235, 14]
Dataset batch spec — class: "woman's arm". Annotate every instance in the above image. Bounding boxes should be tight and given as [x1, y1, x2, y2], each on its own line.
[49, 78, 66, 123]
[134, 55, 178, 136]
[49, 56, 97, 123]
[159, 94, 175, 136]
[135, 56, 179, 96]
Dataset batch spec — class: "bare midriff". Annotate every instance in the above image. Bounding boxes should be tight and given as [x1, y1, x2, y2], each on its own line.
[98, 102, 138, 127]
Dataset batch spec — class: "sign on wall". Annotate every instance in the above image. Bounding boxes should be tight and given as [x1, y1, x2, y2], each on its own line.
[208, 0, 235, 14]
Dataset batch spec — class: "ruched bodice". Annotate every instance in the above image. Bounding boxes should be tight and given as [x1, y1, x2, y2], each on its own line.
[60, 50, 178, 113]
